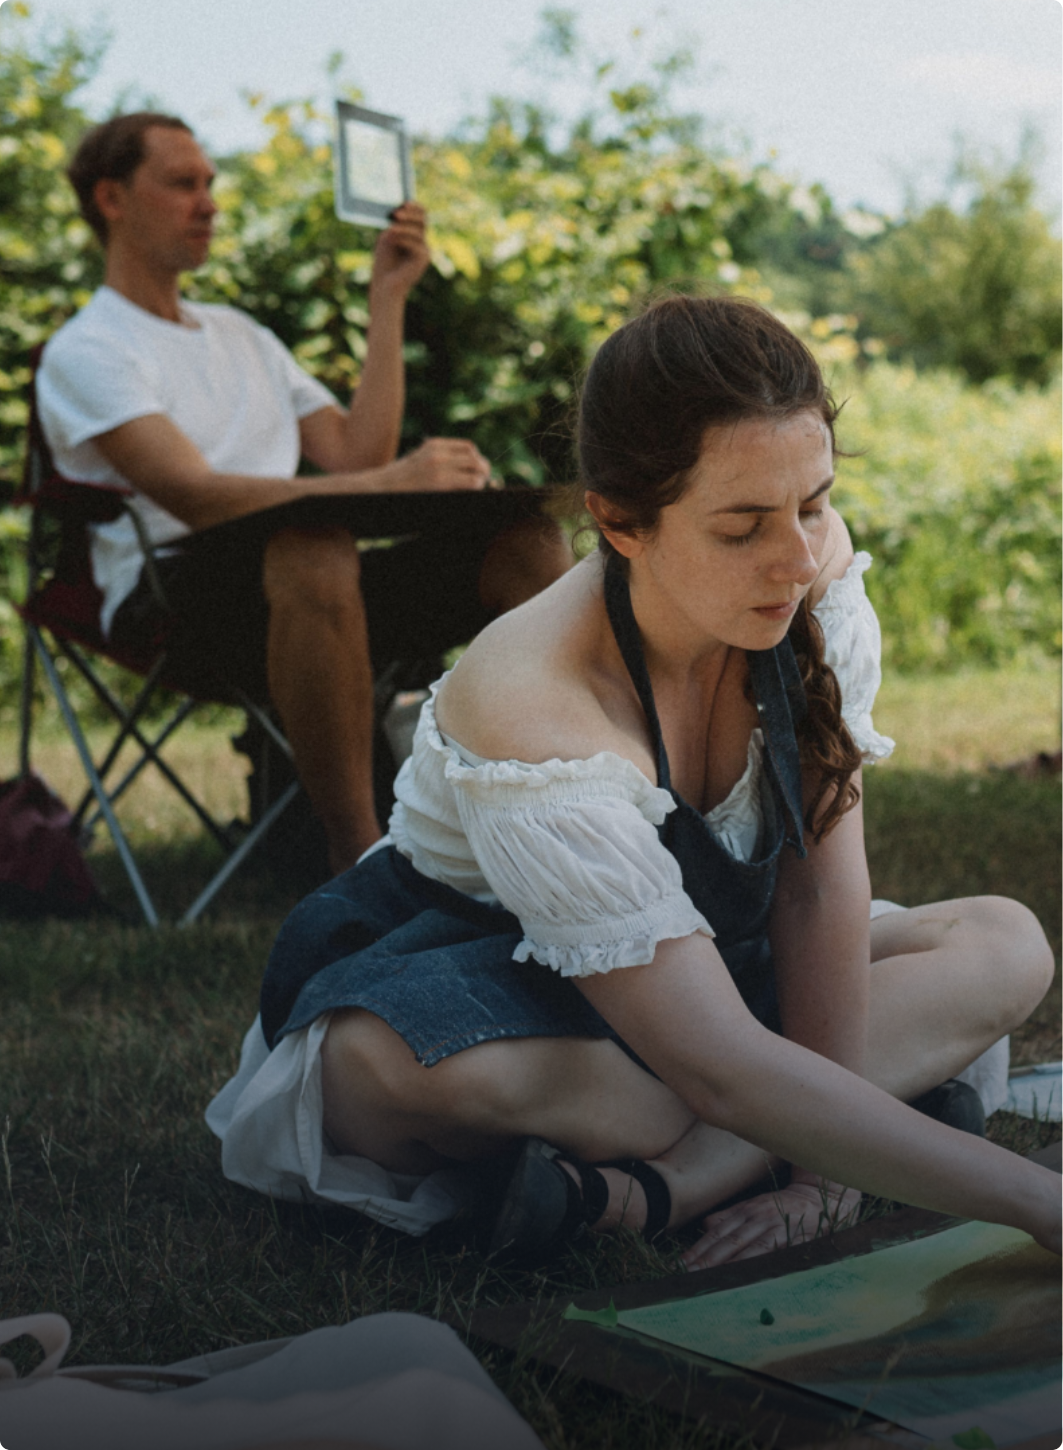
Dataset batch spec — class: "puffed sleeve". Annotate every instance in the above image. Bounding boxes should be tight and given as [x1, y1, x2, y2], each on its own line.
[443, 753, 714, 978]
[812, 551, 895, 762]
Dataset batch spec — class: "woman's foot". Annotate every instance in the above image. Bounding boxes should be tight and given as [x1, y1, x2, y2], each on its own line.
[909, 1078, 986, 1136]
[488, 1138, 671, 1262]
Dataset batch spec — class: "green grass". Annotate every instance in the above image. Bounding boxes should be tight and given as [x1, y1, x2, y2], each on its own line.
[0, 667, 1059, 1445]
[871, 661, 1061, 774]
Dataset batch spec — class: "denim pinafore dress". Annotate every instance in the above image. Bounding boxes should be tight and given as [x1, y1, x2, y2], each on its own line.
[260, 554, 807, 1065]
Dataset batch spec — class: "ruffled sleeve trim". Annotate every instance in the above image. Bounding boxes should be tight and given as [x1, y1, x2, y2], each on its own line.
[401, 683, 713, 976]
[514, 895, 714, 978]
[813, 551, 895, 763]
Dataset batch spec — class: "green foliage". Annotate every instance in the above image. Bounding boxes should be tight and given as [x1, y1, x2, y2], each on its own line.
[184, 43, 787, 486]
[0, 4, 105, 703]
[847, 149, 1062, 387]
[0, 2, 1059, 717]
[0, 2, 103, 478]
[834, 362, 1062, 670]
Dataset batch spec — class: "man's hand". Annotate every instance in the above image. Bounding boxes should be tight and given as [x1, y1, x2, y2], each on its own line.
[681, 1179, 862, 1271]
[370, 202, 431, 302]
[387, 436, 493, 492]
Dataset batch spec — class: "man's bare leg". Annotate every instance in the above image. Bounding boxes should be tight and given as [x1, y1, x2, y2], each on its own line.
[263, 516, 572, 873]
[477, 516, 574, 615]
[263, 526, 380, 874]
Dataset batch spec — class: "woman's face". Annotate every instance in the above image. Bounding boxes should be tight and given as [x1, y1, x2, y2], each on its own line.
[620, 410, 835, 653]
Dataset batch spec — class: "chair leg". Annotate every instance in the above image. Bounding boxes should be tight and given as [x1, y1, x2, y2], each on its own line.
[234, 692, 294, 760]
[19, 619, 35, 779]
[69, 653, 171, 824]
[80, 698, 230, 845]
[60, 642, 233, 850]
[179, 779, 299, 926]
[30, 627, 160, 927]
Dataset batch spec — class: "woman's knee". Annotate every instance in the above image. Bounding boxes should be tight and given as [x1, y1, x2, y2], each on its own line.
[322, 1012, 514, 1129]
[323, 1010, 430, 1115]
[962, 895, 1055, 1028]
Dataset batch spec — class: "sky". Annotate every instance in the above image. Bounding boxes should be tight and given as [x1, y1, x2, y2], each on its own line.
[4, 0, 1061, 218]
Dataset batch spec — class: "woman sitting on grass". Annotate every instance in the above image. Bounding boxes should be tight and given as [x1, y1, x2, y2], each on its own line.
[209, 294, 1059, 1266]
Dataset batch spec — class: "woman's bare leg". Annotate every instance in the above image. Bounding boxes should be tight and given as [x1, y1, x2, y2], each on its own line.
[321, 894, 1053, 1232]
[863, 895, 1052, 1099]
[321, 1011, 768, 1227]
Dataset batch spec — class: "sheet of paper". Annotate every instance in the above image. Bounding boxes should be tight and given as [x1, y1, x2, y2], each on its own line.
[617, 1222, 1060, 1445]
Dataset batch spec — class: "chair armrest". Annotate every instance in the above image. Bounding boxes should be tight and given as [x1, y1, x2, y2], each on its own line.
[15, 472, 134, 524]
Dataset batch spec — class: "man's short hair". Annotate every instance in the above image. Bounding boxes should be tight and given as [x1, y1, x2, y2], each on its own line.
[68, 112, 193, 244]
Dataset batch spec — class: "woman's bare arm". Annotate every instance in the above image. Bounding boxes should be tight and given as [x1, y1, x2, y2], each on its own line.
[771, 773, 871, 1076]
[575, 934, 1060, 1255]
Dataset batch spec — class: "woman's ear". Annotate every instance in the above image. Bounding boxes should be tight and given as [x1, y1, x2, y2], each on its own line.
[584, 492, 643, 559]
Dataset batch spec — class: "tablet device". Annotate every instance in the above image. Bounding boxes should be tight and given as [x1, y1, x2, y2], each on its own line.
[333, 100, 414, 228]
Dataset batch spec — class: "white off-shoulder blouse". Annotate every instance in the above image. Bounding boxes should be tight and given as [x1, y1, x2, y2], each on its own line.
[387, 551, 894, 978]
[206, 554, 917, 1235]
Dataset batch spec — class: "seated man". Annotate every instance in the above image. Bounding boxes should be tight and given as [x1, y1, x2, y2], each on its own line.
[37, 112, 571, 874]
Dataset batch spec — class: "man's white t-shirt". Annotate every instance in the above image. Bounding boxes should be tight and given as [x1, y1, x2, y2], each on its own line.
[37, 286, 337, 633]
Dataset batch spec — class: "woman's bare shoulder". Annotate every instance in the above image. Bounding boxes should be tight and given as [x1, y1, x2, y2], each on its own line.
[435, 560, 651, 771]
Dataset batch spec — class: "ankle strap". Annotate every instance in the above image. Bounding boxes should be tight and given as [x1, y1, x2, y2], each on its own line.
[601, 1158, 671, 1241]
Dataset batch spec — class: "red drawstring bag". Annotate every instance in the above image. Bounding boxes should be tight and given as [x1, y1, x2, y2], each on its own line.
[0, 773, 101, 918]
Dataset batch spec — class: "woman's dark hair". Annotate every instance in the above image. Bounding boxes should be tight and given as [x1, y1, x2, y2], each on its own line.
[577, 291, 862, 841]
[67, 112, 192, 245]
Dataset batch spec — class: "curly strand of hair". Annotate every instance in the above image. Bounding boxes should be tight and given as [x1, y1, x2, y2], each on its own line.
[787, 599, 863, 842]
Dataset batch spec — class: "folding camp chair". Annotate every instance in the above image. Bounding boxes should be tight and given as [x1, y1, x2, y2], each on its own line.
[13, 359, 309, 924]
[13, 351, 434, 925]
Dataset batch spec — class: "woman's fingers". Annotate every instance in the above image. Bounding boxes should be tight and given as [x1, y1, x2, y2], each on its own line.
[681, 1185, 857, 1270]
[682, 1200, 790, 1269]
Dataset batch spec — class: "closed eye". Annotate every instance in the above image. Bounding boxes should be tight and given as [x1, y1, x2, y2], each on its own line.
[720, 526, 759, 547]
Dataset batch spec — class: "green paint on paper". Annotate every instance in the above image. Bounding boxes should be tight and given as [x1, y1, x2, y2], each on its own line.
[564, 1298, 618, 1328]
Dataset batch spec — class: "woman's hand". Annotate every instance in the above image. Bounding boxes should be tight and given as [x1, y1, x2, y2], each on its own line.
[681, 1179, 862, 1270]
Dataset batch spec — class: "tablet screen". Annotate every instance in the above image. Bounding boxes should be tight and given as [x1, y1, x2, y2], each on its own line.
[334, 101, 414, 228]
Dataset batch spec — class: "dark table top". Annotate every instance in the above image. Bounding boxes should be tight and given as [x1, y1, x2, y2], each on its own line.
[190, 485, 551, 550]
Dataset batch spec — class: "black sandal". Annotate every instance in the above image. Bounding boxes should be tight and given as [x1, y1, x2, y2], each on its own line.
[909, 1078, 986, 1137]
[598, 1156, 673, 1242]
[488, 1138, 671, 1262]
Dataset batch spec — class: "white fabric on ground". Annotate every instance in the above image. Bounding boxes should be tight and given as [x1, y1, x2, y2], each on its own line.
[205, 1016, 461, 1235]
[0, 1313, 543, 1450]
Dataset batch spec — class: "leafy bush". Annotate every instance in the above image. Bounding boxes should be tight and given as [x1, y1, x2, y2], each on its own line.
[847, 150, 1062, 387]
[834, 362, 1061, 671]
[0, 3, 1059, 726]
